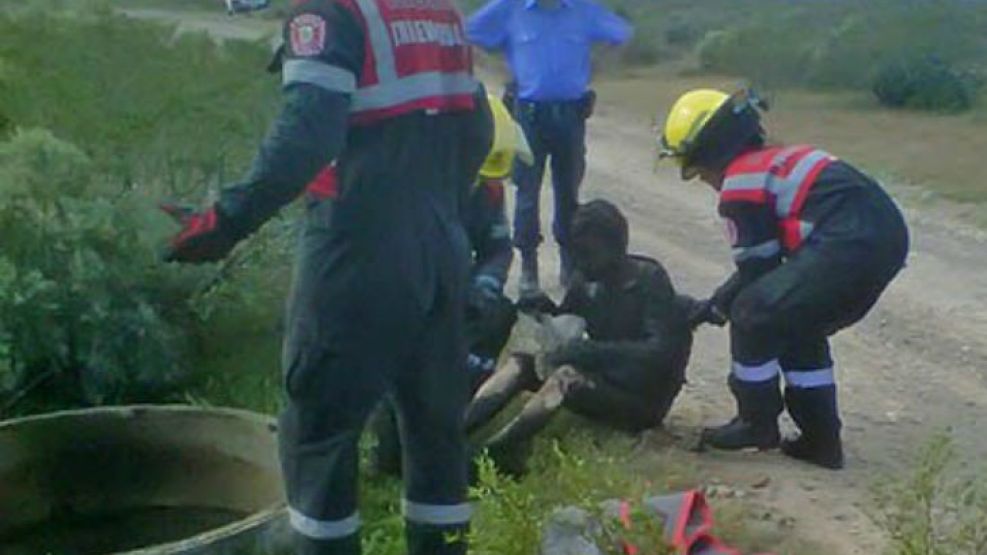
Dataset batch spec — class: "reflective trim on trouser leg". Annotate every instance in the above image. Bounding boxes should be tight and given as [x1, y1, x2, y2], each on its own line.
[784, 367, 835, 389]
[402, 500, 473, 526]
[731, 359, 781, 383]
[289, 508, 361, 540]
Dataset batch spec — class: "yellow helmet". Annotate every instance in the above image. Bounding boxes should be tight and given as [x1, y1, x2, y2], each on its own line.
[479, 94, 532, 179]
[658, 88, 766, 180]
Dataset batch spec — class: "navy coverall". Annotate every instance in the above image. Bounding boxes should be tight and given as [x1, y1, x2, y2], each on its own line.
[713, 146, 909, 452]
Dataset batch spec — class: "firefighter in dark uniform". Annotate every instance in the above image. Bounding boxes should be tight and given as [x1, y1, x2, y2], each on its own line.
[370, 94, 527, 478]
[465, 200, 693, 476]
[162, 0, 492, 553]
[658, 89, 910, 470]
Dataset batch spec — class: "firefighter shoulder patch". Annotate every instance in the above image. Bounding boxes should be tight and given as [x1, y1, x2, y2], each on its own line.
[289, 13, 327, 57]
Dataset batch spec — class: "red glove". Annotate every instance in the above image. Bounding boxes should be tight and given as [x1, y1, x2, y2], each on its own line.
[160, 203, 237, 263]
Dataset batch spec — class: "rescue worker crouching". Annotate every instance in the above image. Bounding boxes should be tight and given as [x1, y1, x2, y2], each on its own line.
[370, 95, 530, 478]
[162, 0, 493, 552]
[465, 199, 693, 476]
[658, 89, 910, 470]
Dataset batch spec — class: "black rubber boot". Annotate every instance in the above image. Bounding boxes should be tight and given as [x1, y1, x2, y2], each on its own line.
[702, 375, 782, 451]
[783, 386, 845, 470]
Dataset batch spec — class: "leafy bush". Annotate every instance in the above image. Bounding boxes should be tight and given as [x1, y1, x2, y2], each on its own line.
[664, 19, 699, 47]
[0, 10, 291, 415]
[695, 20, 816, 87]
[692, 1, 987, 100]
[876, 433, 987, 554]
[873, 57, 979, 113]
[0, 129, 201, 410]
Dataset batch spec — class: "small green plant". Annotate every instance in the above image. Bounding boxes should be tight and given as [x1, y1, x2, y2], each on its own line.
[875, 432, 987, 555]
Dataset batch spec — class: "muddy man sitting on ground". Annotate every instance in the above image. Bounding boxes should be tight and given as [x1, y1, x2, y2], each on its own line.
[466, 200, 693, 476]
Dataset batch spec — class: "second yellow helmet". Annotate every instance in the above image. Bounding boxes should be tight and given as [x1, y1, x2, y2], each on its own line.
[479, 94, 532, 180]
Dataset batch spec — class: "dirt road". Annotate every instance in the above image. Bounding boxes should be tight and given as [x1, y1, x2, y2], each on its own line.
[124, 8, 987, 552]
[539, 102, 987, 554]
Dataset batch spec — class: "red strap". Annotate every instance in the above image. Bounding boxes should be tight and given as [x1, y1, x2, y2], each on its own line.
[306, 165, 339, 199]
[720, 188, 770, 204]
[787, 155, 831, 218]
[724, 147, 786, 175]
[483, 178, 506, 206]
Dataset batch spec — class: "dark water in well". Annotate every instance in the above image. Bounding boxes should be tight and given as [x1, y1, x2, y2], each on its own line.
[0, 506, 248, 555]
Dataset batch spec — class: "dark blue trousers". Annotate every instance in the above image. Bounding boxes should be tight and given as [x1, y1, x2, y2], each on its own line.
[511, 100, 587, 254]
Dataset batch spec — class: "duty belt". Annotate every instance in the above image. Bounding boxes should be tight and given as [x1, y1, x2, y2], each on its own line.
[515, 97, 587, 120]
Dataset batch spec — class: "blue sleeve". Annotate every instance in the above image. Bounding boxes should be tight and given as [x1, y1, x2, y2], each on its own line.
[586, 1, 632, 45]
[467, 0, 512, 51]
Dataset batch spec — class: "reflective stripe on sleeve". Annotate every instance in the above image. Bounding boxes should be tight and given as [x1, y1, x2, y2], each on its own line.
[283, 59, 357, 93]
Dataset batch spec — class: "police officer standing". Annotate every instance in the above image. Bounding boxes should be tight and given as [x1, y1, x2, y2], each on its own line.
[162, 0, 492, 553]
[467, 0, 632, 299]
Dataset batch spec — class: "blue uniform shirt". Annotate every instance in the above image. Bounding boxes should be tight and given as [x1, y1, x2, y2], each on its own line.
[467, 0, 632, 101]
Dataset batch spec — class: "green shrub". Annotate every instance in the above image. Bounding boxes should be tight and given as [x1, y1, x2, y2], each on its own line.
[696, 21, 815, 87]
[664, 19, 699, 48]
[692, 1, 987, 98]
[873, 57, 978, 113]
[0, 10, 291, 415]
[0, 129, 202, 410]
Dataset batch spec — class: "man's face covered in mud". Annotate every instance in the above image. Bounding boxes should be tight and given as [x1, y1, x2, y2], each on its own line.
[570, 200, 629, 283]
[571, 233, 620, 282]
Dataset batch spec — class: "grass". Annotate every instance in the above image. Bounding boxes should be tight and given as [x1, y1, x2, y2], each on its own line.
[593, 64, 987, 210]
[874, 433, 987, 555]
[185, 322, 824, 555]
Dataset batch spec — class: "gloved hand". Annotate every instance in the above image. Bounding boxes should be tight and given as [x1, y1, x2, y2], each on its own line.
[160, 203, 238, 263]
[516, 291, 557, 315]
[684, 296, 728, 329]
[468, 275, 503, 315]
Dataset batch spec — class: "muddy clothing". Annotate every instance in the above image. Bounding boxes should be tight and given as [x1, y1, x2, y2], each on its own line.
[466, 255, 691, 475]
[713, 146, 909, 449]
[272, 2, 491, 555]
[551, 255, 692, 429]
